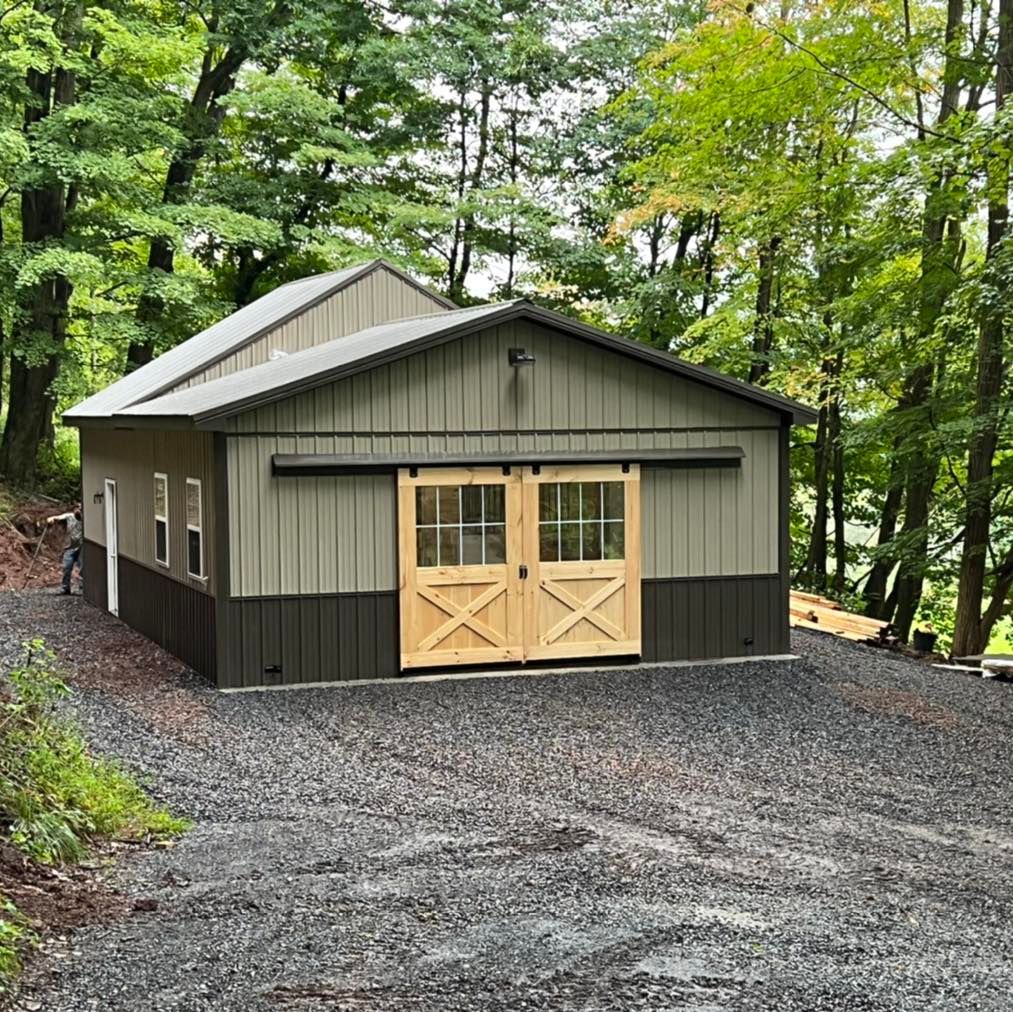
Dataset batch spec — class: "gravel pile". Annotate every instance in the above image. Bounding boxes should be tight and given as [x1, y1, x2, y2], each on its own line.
[4, 591, 1013, 1011]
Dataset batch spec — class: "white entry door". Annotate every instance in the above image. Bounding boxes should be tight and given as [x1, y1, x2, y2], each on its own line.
[104, 478, 119, 615]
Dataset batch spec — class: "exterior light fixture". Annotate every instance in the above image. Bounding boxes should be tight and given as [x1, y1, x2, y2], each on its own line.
[508, 347, 536, 366]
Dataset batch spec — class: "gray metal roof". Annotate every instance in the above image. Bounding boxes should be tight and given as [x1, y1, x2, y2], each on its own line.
[97, 298, 816, 426]
[113, 301, 519, 421]
[65, 259, 454, 421]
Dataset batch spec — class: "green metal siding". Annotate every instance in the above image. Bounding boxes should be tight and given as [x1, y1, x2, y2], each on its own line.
[641, 429, 778, 578]
[222, 321, 782, 599]
[226, 436, 396, 597]
[80, 427, 217, 594]
[227, 321, 778, 434]
[177, 266, 448, 391]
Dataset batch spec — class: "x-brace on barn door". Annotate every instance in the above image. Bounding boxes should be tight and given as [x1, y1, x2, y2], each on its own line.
[398, 464, 640, 669]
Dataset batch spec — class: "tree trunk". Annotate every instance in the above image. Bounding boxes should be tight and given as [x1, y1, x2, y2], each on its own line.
[829, 356, 847, 594]
[952, 0, 1013, 656]
[699, 212, 720, 318]
[891, 0, 967, 640]
[749, 236, 781, 384]
[797, 364, 832, 588]
[126, 44, 246, 366]
[892, 364, 941, 641]
[0, 39, 77, 486]
[446, 90, 468, 298]
[450, 81, 492, 302]
[505, 103, 519, 297]
[863, 433, 904, 617]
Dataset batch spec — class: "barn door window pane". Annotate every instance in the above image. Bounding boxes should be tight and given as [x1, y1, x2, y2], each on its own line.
[416, 483, 508, 567]
[185, 478, 204, 579]
[538, 481, 625, 562]
[153, 472, 169, 567]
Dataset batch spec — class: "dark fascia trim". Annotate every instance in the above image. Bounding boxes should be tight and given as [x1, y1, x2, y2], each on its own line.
[62, 260, 456, 427]
[66, 416, 200, 432]
[172, 300, 816, 427]
[213, 432, 232, 688]
[271, 446, 745, 476]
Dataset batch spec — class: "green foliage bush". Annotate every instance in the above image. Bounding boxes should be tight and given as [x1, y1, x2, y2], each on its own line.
[0, 897, 29, 989]
[0, 640, 187, 991]
[35, 429, 82, 503]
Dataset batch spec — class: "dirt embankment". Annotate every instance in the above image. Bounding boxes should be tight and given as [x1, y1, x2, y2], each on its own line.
[0, 494, 75, 592]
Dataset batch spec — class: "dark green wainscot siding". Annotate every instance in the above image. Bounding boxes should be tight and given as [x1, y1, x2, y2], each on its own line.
[82, 540, 217, 681]
[118, 557, 217, 680]
[218, 592, 400, 689]
[82, 539, 107, 611]
[642, 575, 788, 662]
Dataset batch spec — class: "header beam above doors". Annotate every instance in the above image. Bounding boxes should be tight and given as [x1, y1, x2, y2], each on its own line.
[271, 446, 744, 477]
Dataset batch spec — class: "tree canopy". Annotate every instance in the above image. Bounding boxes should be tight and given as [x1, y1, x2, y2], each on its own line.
[1, 0, 1011, 652]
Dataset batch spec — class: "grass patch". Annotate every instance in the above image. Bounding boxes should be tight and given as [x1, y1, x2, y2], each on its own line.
[0, 640, 187, 993]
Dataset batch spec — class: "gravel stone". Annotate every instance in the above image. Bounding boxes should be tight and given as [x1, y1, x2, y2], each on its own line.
[4, 590, 1013, 1011]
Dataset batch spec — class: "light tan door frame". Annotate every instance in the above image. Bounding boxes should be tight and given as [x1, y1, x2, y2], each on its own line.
[398, 468, 524, 668]
[521, 464, 641, 662]
[398, 463, 641, 669]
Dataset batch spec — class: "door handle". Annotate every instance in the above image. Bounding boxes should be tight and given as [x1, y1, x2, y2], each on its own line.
[519, 564, 528, 579]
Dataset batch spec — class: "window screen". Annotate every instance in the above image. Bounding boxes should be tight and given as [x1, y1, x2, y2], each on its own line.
[416, 484, 506, 567]
[538, 481, 624, 562]
[154, 473, 168, 566]
[185, 478, 203, 578]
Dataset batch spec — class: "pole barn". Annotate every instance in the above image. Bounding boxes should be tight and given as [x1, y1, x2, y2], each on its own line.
[65, 260, 816, 689]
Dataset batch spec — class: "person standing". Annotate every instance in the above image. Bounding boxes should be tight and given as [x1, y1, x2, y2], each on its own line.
[47, 505, 83, 595]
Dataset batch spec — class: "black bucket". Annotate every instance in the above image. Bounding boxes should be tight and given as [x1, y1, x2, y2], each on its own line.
[912, 629, 938, 653]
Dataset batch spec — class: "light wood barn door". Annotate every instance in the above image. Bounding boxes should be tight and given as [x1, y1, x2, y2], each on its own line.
[399, 468, 524, 668]
[521, 465, 641, 662]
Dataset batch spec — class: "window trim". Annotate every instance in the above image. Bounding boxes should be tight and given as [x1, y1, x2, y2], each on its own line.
[153, 471, 169, 567]
[538, 480, 625, 563]
[185, 477, 205, 580]
[414, 484, 506, 568]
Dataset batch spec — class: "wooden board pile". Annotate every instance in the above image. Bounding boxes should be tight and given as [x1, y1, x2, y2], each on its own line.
[789, 590, 894, 645]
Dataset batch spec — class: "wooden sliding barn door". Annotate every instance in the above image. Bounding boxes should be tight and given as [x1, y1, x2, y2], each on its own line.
[521, 465, 641, 662]
[399, 468, 524, 668]
[398, 464, 641, 669]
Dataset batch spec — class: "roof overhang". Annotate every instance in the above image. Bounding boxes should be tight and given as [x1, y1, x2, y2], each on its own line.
[83, 300, 818, 428]
[271, 447, 746, 476]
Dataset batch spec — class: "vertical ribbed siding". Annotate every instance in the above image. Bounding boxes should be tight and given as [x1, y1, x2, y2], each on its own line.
[117, 555, 217, 679]
[640, 430, 778, 578]
[642, 575, 786, 661]
[229, 321, 778, 434]
[219, 593, 399, 688]
[80, 427, 216, 594]
[180, 267, 448, 388]
[82, 539, 107, 611]
[226, 435, 396, 596]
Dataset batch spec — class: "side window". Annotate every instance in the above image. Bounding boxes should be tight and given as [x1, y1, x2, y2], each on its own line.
[185, 478, 204, 578]
[415, 484, 506, 567]
[154, 472, 169, 566]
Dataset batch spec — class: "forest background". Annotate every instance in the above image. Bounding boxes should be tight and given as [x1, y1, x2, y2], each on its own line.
[1, 0, 1011, 653]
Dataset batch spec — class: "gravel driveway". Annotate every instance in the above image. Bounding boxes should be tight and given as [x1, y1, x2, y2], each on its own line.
[5, 591, 1013, 1011]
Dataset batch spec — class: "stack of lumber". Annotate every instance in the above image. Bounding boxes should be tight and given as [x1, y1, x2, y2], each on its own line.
[789, 590, 892, 644]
